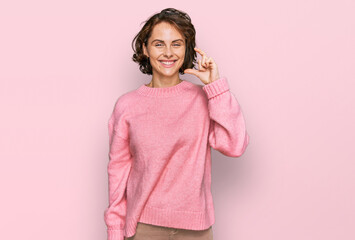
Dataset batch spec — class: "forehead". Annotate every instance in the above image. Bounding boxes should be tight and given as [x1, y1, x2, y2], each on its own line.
[150, 22, 184, 41]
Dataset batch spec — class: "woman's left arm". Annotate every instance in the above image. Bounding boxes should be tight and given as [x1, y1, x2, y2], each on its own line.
[202, 77, 250, 157]
[184, 48, 250, 157]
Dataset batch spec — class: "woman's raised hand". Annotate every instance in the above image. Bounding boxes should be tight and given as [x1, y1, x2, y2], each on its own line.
[184, 47, 220, 85]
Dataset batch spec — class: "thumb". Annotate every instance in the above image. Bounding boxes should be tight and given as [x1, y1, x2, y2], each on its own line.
[184, 68, 200, 77]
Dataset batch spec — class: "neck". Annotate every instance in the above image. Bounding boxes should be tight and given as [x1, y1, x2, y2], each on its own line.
[147, 75, 182, 88]
[137, 78, 190, 98]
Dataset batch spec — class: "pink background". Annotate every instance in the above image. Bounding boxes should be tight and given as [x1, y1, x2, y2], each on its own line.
[1, 1, 354, 240]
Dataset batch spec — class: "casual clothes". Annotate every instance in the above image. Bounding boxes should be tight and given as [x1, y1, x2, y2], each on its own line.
[104, 77, 250, 240]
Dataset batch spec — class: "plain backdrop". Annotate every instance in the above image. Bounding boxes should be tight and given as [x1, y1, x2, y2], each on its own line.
[0, 1, 354, 240]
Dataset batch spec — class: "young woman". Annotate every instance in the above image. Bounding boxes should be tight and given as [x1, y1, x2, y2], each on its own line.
[104, 8, 250, 240]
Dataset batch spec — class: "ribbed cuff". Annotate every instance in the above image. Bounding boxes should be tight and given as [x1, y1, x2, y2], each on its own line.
[202, 77, 230, 99]
[108, 229, 124, 240]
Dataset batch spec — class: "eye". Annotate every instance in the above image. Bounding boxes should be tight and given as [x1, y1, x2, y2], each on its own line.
[173, 44, 181, 46]
[155, 43, 163, 46]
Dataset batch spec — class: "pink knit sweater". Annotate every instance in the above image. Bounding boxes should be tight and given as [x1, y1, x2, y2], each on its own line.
[104, 77, 249, 240]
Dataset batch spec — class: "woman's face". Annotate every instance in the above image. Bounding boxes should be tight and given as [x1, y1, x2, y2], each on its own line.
[143, 21, 186, 79]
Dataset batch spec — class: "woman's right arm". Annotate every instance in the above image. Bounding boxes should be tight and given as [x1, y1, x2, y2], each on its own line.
[104, 101, 132, 240]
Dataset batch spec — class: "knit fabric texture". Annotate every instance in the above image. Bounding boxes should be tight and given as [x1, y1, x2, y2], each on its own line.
[104, 77, 250, 240]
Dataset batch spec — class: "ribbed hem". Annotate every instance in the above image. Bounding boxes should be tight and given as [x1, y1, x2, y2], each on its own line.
[124, 216, 139, 238]
[136, 80, 192, 98]
[140, 205, 214, 230]
[202, 77, 230, 99]
[123, 205, 215, 238]
[107, 229, 124, 240]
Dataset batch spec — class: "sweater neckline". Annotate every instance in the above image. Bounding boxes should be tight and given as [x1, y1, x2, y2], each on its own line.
[136, 80, 191, 97]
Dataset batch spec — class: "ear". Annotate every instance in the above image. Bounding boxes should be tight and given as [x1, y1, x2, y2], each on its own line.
[143, 44, 149, 58]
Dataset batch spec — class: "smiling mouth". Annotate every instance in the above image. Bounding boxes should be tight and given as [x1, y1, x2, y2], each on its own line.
[159, 60, 177, 68]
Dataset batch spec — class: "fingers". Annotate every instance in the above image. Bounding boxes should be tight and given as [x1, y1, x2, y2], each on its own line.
[207, 56, 213, 66]
[195, 47, 211, 69]
[194, 47, 206, 56]
[202, 55, 208, 68]
[198, 59, 206, 71]
[198, 57, 214, 71]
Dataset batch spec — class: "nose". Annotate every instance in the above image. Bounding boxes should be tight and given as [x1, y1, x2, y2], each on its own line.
[163, 46, 174, 57]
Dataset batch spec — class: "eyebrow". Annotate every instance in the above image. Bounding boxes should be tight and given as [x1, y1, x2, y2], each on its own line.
[151, 39, 184, 44]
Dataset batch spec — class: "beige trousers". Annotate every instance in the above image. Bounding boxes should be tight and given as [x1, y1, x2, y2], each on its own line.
[124, 222, 213, 240]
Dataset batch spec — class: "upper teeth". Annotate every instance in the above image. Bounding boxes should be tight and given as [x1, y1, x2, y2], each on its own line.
[161, 61, 175, 65]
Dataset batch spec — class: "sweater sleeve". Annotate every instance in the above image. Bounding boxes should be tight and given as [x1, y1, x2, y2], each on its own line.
[104, 101, 133, 240]
[202, 77, 250, 157]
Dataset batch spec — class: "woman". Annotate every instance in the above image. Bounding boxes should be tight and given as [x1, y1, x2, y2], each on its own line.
[104, 8, 250, 240]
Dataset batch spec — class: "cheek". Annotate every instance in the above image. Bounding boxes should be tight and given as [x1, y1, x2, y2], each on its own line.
[179, 55, 185, 64]
[179, 52, 186, 61]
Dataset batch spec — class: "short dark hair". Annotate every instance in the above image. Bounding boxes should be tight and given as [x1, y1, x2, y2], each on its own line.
[131, 8, 197, 75]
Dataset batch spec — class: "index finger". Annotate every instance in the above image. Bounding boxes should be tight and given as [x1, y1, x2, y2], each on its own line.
[194, 47, 207, 56]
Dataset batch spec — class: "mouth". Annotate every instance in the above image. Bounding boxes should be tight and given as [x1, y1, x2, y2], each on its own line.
[159, 60, 177, 68]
